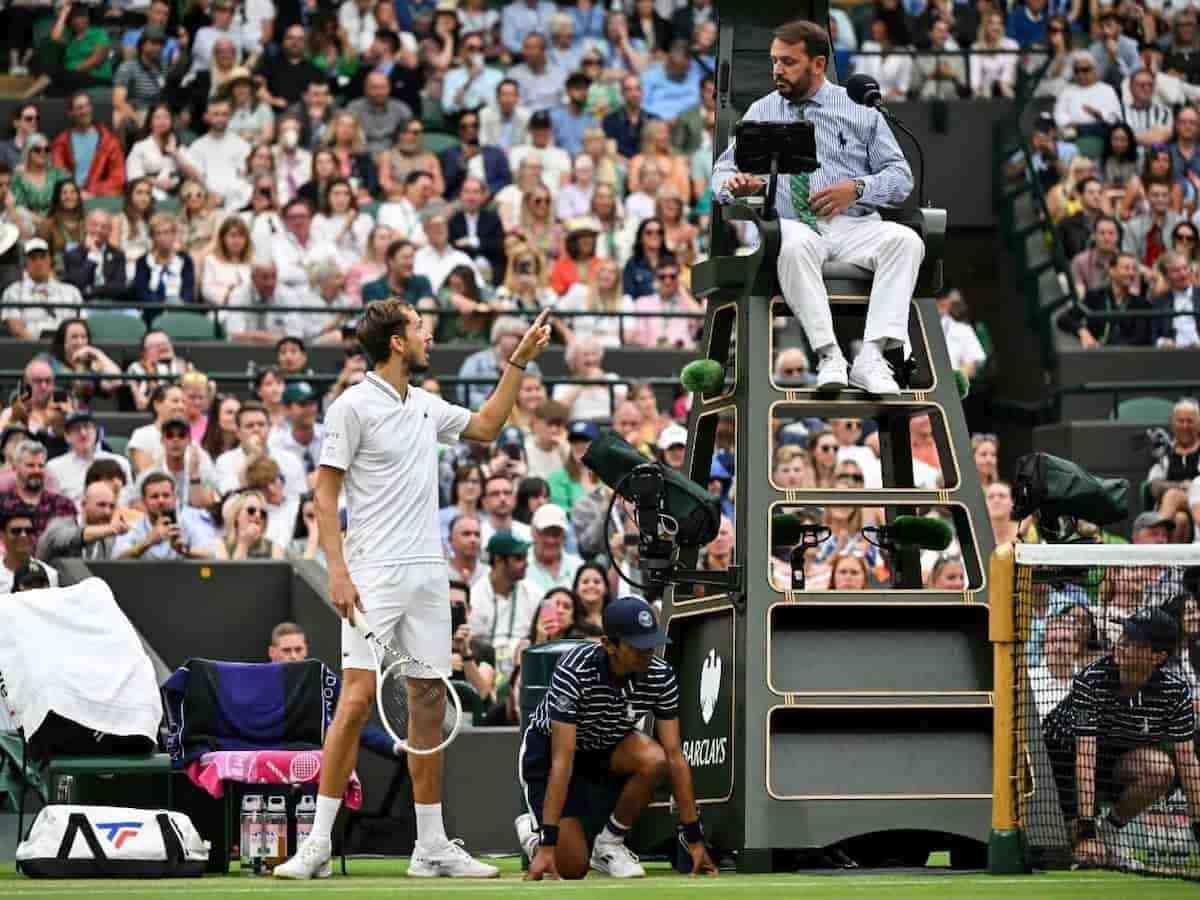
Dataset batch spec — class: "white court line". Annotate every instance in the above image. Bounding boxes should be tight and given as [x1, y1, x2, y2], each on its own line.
[0, 875, 1143, 896]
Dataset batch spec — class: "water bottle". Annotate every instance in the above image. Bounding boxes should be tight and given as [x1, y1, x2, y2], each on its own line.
[56, 775, 74, 804]
[240, 794, 264, 876]
[263, 796, 289, 873]
[295, 795, 316, 848]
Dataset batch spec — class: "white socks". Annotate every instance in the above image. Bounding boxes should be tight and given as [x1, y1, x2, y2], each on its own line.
[415, 802, 448, 849]
[597, 815, 630, 845]
[310, 794, 341, 844]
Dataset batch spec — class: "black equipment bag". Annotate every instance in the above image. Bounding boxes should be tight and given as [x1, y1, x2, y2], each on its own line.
[1012, 452, 1129, 527]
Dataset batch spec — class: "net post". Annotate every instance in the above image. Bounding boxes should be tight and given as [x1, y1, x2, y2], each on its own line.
[988, 542, 1028, 874]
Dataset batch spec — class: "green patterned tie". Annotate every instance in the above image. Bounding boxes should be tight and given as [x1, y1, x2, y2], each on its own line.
[789, 101, 819, 230]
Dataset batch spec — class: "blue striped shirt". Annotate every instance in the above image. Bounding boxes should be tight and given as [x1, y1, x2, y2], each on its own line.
[529, 642, 680, 753]
[711, 79, 913, 219]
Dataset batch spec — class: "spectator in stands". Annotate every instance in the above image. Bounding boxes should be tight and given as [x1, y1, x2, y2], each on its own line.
[113, 29, 171, 140]
[38, 3, 114, 95]
[508, 32, 566, 115]
[137, 414, 220, 510]
[1124, 179, 1184, 266]
[1055, 51, 1122, 137]
[0, 507, 58, 593]
[546, 420, 600, 511]
[445, 109, 515, 201]
[457, 316, 541, 410]
[311, 179, 375, 272]
[252, 366, 286, 429]
[629, 260, 702, 349]
[1, 239, 83, 340]
[188, 98, 252, 211]
[1007, 0, 1048, 48]
[0, 106, 39, 172]
[63, 211, 129, 304]
[1153, 252, 1200, 349]
[378, 170, 432, 242]
[270, 383, 323, 479]
[603, 74, 654, 161]
[198, 217, 252, 307]
[215, 401, 305, 499]
[362, 238, 436, 306]
[570, 561, 610, 631]
[986, 481, 1020, 544]
[49, 94, 124, 204]
[449, 581, 498, 704]
[854, 18, 912, 102]
[480, 79, 531, 152]
[38, 479, 128, 565]
[440, 463, 485, 548]
[47, 320, 123, 408]
[179, 371, 211, 445]
[937, 289, 987, 381]
[1146, 398, 1199, 544]
[201, 393, 241, 462]
[470, 531, 538, 674]
[658, 423, 688, 473]
[36, 179, 85, 273]
[113, 472, 212, 560]
[124, 331, 187, 415]
[972, 432, 1000, 488]
[1169, 105, 1200, 189]
[415, 211, 478, 292]
[46, 412, 130, 505]
[257, 24, 324, 110]
[287, 493, 324, 564]
[524, 401, 570, 480]
[447, 511, 488, 589]
[1063, 252, 1155, 347]
[1030, 606, 1088, 720]
[1057, 178, 1108, 260]
[553, 339, 623, 421]
[0, 360, 55, 435]
[346, 72, 414, 157]
[509, 111, 572, 196]
[911, 18, 967, 101]
[622, 217, 674, 302]
[1165, 10, 1200, 83]
[1025, 113, 1076, 194]
[969, 12, 1019, 99]
[501, 0, 556, 57]
[11, 133, 68, 220]
[1071, 216, 1122, 297]
[128, 383, 187, 474]
[477, 467, 531, 539]
[524, 501, 581, 600]
[132, 213, 196, 309]
[0, 440, 76, 541]
[244, 455, 298, 547]
[1124, 70, 1174, 149]
[449, 176, 505, 283]
[1091, 9, 1141, 85]
[442, 32, 503, 116]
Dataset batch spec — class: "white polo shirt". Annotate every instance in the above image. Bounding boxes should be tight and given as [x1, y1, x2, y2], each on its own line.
[46, 450, 132, 505]
[320, 373, 471, 571]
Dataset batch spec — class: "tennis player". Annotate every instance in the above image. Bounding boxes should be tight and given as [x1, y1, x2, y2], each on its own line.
[517, 596, 718, 880]
[275, 300, 551, 880]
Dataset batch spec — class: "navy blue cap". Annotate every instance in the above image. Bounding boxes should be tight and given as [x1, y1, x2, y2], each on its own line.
[568, 420, 600, 443]
[603, 596, 671, 650]
[1122, 608, 1179, 652]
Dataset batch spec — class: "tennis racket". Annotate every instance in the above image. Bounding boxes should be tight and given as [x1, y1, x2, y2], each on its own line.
[350, 607, 463, 756]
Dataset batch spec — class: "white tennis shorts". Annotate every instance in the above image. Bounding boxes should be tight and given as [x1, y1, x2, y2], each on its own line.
[341, 562, 452, 676]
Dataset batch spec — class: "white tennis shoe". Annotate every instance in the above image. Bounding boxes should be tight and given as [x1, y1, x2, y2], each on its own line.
[272, 836, 332, 879]
[408, 838, 500, 878]
[590, 838, 646, 878]
[815, 352, 849, 390]
[848, 352, 901, 398]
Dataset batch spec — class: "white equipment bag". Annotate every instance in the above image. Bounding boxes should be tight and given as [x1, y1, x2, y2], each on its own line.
[17, 805, 208, 878]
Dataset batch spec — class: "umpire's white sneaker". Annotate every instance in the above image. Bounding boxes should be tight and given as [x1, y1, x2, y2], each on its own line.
[408, 838, 500, 878]
[848, 351, 901, 398]
[590, 838, 646, 878]
[815, 352, 849, 390]
[273, 836, 332, 879]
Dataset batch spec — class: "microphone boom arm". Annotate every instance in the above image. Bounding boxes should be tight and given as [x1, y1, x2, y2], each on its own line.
[881, 107, 927, 210]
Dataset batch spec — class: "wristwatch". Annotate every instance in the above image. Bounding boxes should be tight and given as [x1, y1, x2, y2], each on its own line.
[853, 179, 866, 201]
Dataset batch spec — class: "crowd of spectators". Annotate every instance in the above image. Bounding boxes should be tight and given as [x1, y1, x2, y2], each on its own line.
[984, 3, 1200, 349]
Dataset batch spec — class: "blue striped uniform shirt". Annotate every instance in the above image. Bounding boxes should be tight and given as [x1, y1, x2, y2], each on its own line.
[529, 642, 680, 753]
[711, 79, 914, 220]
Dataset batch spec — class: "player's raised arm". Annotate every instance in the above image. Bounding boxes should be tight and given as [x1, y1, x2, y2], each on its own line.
[463, 310, 552, 442]
[656, 717, 717, 876]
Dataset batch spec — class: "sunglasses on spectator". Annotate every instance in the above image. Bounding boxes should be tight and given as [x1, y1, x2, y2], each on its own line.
[837, 473, 865, 483]
[29, 147, 46, 154]
[21, 114, 38, 122]
[6, 526, 33, 537]
[643, 227, 663, 235]
[780, 366, 806, 375]
[1178, 233, 1199, 243]
[163, 428, 189, 439]
[658, 271, 679, 280]
[816, 443, 837, 454]
[243, 506, 267, 519]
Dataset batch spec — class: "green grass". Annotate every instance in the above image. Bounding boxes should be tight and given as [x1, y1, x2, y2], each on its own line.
[0, 857, 1196, 899]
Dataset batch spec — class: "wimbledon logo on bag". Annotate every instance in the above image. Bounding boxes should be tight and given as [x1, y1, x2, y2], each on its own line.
[95, 821, 143, 849]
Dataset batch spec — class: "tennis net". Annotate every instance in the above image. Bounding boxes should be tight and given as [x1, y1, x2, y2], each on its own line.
[993, 542, 1200, 880]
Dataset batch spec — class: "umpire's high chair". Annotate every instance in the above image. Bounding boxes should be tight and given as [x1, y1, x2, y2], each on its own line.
[637, 4, 996, 872]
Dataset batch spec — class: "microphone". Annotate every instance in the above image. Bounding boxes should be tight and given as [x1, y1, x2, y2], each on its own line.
[680, 359, 725, 395]
[844, 73, 883, 109]
[772, 514, 831, 591]
[843, 73, 927, 209]
[862, 515, 953, 552]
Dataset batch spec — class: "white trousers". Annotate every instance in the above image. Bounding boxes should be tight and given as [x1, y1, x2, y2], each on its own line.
[775, 213, 925, 351]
